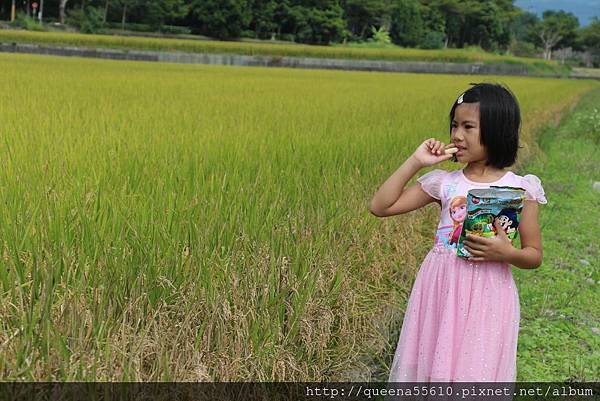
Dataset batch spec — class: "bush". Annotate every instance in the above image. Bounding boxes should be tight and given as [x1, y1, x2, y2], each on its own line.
[239, 29, 256, 39]
[369, 26, 391, 45]
[509, 40, 538, 57]
[462, 45, 485, 53]
[279, 33, 295, 42]
[159, 25, 192, 35]
[13, 12, 45, 31]
[419, 30, 445, 49]
[67, 6, 106, 34]
[105, 22, 152, 32]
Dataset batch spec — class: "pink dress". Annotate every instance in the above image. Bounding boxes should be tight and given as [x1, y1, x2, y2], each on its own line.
[388, 167, 547, 382]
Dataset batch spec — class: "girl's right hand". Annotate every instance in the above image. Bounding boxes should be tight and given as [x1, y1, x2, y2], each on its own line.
[412, 138, 456, 167]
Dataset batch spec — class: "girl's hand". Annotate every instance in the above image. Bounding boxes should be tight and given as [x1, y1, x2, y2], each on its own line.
[412, 138, 456, 167]
[464, 219, 514, 262]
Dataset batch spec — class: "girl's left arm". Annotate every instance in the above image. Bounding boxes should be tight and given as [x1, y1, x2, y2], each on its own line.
[506, 200, 543, 269]
[464, 200, 543, 269]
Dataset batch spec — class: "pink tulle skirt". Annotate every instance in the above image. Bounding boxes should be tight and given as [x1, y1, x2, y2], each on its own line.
[388, 246, 520, 382]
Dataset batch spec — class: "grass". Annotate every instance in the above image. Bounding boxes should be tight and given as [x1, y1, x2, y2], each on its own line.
[511, 88, 600, 381]
[0, 28, 571, 75]
[572, 67, 600, 78]
[0, 52, 596, 380]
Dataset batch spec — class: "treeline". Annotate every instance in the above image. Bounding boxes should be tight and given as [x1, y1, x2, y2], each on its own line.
[3, 0, 600, 58]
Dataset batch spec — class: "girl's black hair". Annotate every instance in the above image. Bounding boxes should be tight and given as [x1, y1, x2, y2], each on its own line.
[449, 82, 521, 168]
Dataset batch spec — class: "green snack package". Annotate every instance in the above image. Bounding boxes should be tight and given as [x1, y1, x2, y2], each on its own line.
[456, 186, 527, 259]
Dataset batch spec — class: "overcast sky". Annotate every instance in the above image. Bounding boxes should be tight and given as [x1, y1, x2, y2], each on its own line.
[515, 0, 600, 26]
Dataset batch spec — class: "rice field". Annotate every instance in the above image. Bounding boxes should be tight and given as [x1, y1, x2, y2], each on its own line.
[0, 29, 566, 74]
[0, 52, 597, 380]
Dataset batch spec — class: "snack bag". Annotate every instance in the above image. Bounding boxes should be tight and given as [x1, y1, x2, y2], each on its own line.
[456, 186, 526, 259]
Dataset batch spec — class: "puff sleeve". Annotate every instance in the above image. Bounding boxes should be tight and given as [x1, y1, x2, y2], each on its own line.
[417, 169, 446, 200]
[521, 174, 547, 204]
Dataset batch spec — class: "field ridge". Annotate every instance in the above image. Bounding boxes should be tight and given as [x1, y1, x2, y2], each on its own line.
[0, 28, 570, 76]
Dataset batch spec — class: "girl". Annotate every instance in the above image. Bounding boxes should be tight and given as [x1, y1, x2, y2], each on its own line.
[369, 82, 546, 382]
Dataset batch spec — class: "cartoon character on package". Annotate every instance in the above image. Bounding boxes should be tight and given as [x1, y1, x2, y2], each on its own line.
[456, 186, 526, 259]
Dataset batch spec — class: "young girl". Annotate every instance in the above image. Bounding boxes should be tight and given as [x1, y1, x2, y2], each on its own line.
[369, 82, 547, 382]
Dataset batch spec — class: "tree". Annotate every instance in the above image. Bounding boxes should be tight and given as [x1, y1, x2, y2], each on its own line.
[391, 0, 447, 49]
[342, 0, 394, 40]
[535, 10, 580, 59]
[581, 17, 600, 52]
[389, 0, 423, 47]
[103, 0, 109, 23]
[510, 10, 539, 43]
[422, 0, 469, 48]
[288, 1, 346, 44]
[272, 0, 295, 40]
[419, 2, 446, 48]
[68, 5, 106, 33]
[189, 0, 251, 40]
[247, 0, 278, 39]
[420, 0, 517, 50]
[145, 0, 189, 29]
[463, 0, 515, 50]
[59, 0, 69, 24]
[114, 0, 142, 29]
[538, 29, 561, 60]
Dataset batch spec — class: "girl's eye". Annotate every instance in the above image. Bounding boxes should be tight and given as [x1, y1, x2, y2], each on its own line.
[466, 126, 473, 129]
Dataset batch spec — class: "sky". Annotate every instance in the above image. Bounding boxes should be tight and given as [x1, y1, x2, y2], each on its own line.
[515, 0, 600, 26]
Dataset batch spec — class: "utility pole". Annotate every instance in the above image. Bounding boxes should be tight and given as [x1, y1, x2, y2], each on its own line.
[10, 0, 16, 22]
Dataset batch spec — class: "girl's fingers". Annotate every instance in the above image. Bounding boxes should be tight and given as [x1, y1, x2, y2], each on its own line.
[465, 247, 483, 256]
[424, 139, 455, 157]
[464, 240, 484, 251]
[439, 142, 446, 154]
[466, 245, 485, 255]
[444, 143, 458, 150]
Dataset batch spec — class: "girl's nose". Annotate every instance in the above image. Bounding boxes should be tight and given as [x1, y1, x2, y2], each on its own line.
[452, 132, 465, 142]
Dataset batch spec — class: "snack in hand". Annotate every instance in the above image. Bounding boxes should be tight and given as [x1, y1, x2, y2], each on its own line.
[456, 186, 526, 259]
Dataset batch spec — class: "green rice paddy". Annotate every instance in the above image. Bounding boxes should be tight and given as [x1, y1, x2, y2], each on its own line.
[0, 52, 596, 380]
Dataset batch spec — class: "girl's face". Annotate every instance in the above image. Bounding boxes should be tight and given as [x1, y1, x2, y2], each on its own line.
[451, 203, 467, 222]
[450, 102, 487, 163]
